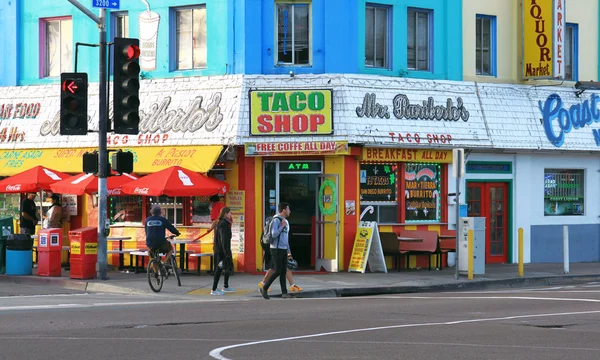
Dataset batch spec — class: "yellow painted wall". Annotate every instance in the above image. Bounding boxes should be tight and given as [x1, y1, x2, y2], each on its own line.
[254, 157, 264, 271]
[463, 0, 598, 84]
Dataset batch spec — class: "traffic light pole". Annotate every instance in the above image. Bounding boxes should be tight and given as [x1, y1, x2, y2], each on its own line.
[66, 0, 109, 280]
[97, 8, 109, 280]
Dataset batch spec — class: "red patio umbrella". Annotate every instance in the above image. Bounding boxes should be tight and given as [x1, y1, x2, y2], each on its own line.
[0, 166, 69, 193]
[49, 172, 138, 196]
[121, 166, 228, 197]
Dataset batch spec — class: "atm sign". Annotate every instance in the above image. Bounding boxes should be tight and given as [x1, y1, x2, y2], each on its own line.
[250, 89, 333, 136]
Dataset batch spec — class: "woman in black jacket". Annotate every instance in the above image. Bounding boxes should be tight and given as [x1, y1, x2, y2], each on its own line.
[211, 207, 234, 295]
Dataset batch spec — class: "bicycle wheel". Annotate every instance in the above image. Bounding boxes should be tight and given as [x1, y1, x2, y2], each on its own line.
[171, 254, 181, 286]
[147, 258, 164, 292]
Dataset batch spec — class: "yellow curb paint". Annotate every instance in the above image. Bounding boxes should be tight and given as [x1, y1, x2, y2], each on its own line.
[186, 289, 254, 296]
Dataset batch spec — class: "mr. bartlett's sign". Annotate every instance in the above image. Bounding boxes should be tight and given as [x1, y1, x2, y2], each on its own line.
[539, 93, 600, 147]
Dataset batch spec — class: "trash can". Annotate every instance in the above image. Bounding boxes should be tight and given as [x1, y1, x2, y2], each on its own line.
[0, 217, 14, 274]
[69, 227, 98, 279]
[5, 234, 34, 275]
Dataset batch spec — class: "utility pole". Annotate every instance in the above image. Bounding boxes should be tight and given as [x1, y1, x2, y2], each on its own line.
[66, 0, 109, 279]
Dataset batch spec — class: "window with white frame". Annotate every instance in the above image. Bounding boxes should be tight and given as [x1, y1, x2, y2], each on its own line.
[365, 4, 391, 68]
[42, 17, 72, 77]
[174, 6, 207, 70]
[113, 12, 129, 38]
[564, 23, 578, 81]
[476, 15, 495, 76]
[276, 2, 310, 65]
[407, 8, 431, 71]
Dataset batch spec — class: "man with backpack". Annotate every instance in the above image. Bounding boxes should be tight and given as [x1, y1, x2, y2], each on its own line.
[259, 202, 292, 299]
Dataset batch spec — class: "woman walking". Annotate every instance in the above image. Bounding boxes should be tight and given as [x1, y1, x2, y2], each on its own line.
[211, 207, 235, 295]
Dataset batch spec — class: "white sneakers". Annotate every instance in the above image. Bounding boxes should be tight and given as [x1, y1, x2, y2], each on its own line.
[222, 287, 235, 293]
[211, 287, 235, 295]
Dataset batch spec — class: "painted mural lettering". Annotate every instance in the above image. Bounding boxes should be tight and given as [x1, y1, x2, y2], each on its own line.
[356, 93, 469, 122]
[538, 93, 600, 147]
[40, 94, 223, 136]
[0, 103, 41, 119]
[0, 127, 25, 143]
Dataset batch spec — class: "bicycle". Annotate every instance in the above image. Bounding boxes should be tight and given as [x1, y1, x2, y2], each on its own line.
[147, 236, 182, 292]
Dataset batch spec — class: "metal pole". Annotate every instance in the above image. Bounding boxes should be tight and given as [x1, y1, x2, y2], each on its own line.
[518, 227, 524, 277]
[97, 8, 109, 280]
[454, 175, 460, 280]
[563, 225, 569, 274]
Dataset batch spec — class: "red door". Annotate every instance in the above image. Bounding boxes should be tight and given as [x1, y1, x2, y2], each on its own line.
[467, 182, 509, 264]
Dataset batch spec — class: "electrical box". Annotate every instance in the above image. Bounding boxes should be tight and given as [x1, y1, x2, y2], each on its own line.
[458, 217, 486, 275]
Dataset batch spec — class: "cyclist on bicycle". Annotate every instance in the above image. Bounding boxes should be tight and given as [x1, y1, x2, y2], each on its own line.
[145, 205, 181, 265]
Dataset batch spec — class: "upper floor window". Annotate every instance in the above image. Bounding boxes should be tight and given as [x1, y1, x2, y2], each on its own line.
[112, 12, 129, 38]
[173, 6, 207, 70]
[564, 23, 578, 81]
[407, 8, 432, 71]
[365, 4, 391, 68]
[41, 17, 72, 78]
[476, 15, 496, 76]
[276, 2, 311, 66]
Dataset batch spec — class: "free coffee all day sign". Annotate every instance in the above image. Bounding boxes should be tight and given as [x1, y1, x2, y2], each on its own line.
[249, 89, 333, 136]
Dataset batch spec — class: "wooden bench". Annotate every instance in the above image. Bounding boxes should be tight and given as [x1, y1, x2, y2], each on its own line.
[380, 232, 403, 271]
[399, 230, 438, 270]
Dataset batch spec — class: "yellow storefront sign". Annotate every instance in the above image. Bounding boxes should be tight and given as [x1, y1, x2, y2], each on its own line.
[84, 243, 98, 255]
[246, 141, 348, 156]
[0, 145, 222, 175]
[249, 90, 333, 136]
[348, 226, 373, 273]
[522, 0, 555, 79]
[71, 241, 81, 255]
[362, 148, 452, 163]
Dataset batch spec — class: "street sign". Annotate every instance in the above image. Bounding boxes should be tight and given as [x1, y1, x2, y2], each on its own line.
[91, 0, 120, 9]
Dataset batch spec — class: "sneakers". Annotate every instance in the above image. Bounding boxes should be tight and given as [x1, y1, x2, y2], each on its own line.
[221, 287, 235, 293]
[289, 285, 303, 292]
[259, 286, 270, 300]
[258, 282, 271, 292]
[210, 290, 225, 296]
[281, 293, 293, 299]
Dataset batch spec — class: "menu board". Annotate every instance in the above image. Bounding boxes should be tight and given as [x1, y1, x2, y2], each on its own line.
[226, 191, 245, 254]
[404, 164, 441, 221]
[348, 221, 387, 273]
[359, 164, 397, 202]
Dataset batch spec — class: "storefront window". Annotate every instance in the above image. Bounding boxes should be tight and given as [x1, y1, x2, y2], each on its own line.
[404, 163, 441, 222]
[0, 193, 20, 219]
[191, 195, 211, 224]
[544, 169, 584, 216]
[359, 163, 398, 223]
[148, 195, 183, 225]
[110, 196, 143, 224]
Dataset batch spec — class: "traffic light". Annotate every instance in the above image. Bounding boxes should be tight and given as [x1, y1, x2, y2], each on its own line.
[113, 37, 141, 134]
[83, 151, 98, 174]
[111, 150, 134, 174]
[60, 72, 88, 135]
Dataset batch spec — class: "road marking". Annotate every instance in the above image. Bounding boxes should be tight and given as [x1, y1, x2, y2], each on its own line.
[377, 295, 600, 303]
[0, 293, 90, 300]
[208, 309, 600, 360]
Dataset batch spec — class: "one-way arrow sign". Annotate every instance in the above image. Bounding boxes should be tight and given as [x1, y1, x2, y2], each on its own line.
[91, 0, 120, 10]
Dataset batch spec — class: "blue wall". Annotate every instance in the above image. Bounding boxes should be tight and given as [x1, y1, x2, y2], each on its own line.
[531, 224, 600, 263]
[0, 0, 19, 86]
[17, 0, 232, 85]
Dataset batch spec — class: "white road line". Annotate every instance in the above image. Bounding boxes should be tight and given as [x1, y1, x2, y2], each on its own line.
[0, 293, 90, 300]
[209, 309, 600, 360]
[376, 295, 600, 303]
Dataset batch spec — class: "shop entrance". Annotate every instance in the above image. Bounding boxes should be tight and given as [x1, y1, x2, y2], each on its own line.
[466, 182, 510, 264]
[263, 161, 323, 270]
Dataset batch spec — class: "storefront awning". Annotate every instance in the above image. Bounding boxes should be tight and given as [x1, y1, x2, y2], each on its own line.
[0, 145, 223, 176]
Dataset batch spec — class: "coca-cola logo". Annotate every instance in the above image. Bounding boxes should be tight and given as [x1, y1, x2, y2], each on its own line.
[134, 187, 150, 195]
[40, 93, 224, 136]
[5, 184, 21, 191]
[107, 188, 122, 196]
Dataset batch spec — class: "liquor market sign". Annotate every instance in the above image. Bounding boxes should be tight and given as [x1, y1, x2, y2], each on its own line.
[356, 93, 470, 122]
[249, 89, 333, 135]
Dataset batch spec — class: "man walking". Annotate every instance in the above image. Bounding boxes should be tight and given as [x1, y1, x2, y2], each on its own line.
[259, 202, 292, 299]
[20, 192, 39, 235]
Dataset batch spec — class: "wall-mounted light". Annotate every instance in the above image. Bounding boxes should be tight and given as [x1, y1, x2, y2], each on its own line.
[574, 81, 600, 97]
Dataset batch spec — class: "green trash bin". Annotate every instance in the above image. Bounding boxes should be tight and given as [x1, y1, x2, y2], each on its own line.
[0, 217, 15, 274]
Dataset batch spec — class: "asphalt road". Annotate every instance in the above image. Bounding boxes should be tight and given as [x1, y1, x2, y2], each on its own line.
[0, 284, 599, 360]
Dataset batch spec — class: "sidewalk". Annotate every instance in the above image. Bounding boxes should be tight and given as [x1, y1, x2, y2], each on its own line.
[1, 263, 599, 298]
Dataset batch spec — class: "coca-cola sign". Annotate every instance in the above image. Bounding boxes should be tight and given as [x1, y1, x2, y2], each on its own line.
[5, 184, 21, 191]
[134, 187, 150, 195]
[40, 93, 224, 136]
[107, 188, 122, 196]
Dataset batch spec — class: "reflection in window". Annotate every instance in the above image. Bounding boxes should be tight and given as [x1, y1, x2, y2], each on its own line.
[44, 18, 72, 77]
[0, 193, 21, 220]
[564, 23, 578, 81]
[404, 163, 441, 222]
[110, 196, 143, 224]
[365, 5, 390, 68]
[359, 163, 398, 223]
[175, 6, 207, 70]
[476, 15, 495, 76]
[191, 195, 211, 224]
[407, 8, 431, 71]
[277, 3, 310, 65]
[148, 195, 183, 225]
[544, 169, 584, 216]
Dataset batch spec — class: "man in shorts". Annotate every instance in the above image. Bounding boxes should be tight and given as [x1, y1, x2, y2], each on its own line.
[145, 205, 181, 265]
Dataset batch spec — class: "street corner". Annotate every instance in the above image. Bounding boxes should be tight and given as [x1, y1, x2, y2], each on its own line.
[185, 288, 256, 296]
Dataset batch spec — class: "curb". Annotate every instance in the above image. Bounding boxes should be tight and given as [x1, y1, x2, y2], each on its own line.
[291, 274, 600, 299]
[0, 274, 149, 296]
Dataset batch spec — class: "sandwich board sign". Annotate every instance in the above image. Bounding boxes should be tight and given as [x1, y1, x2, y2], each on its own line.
[348, 221, 387, 273]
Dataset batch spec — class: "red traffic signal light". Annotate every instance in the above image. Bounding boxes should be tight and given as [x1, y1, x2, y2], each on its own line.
[123, 44, 140, 60]
[113, 37, 141, 135]
[62, 80, 79, 94]
[60, 72, 88, 136]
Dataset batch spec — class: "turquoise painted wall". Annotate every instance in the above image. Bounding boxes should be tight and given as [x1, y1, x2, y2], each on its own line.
[17, 0, 232, 85]
[0, 0, 19, 86]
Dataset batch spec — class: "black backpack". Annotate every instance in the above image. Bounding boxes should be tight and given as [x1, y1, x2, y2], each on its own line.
[260, 215, 282, 248]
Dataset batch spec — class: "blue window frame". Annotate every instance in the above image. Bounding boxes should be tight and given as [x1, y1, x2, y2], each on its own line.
[565, 23, 578, 81]
[475, 14, 496, 76]
[365, 4, 392, 69]
[407, 8, 432, 71]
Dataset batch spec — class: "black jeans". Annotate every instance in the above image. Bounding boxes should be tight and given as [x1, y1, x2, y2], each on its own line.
[264, 249, 287, 294]
[212, 253, 230, 291]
